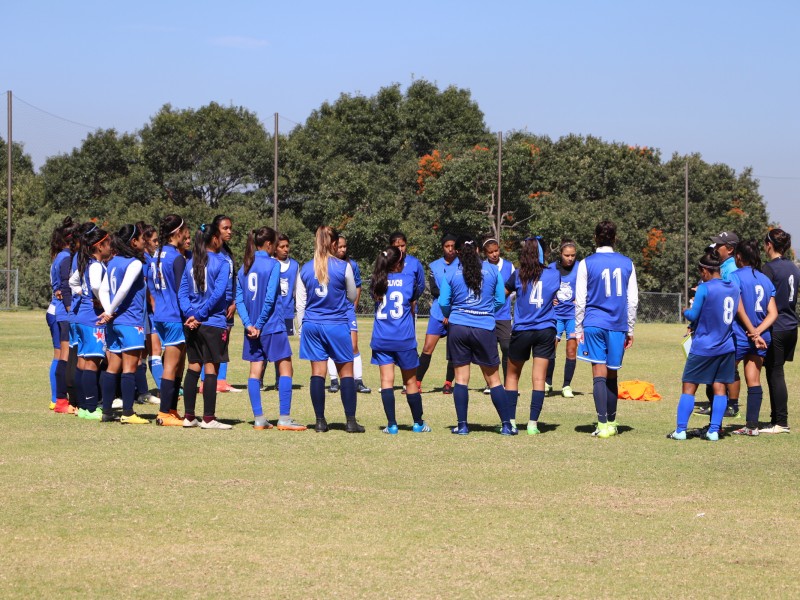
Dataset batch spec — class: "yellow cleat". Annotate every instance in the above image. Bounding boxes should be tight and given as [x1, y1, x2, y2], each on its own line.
[120, 413, 150, 425]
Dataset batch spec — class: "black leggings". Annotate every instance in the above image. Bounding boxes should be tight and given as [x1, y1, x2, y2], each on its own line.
[765, 328, 797, 427]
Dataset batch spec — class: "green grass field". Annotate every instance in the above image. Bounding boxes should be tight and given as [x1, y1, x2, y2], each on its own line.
[2, 311, 800, 598]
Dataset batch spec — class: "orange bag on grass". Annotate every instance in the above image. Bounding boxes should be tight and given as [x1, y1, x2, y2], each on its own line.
[617, 380, 662, 401]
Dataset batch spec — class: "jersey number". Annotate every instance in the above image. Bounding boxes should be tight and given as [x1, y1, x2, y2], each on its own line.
[754, 285, 764, 313]
[789, 275, 795, 303]
[528, 281, 543, 308]
[109, 268, 118, 295]
[376, 291, 404, 320]
[601, 268, 623, 297]
[315, 284, 328, 298]
[723, 296, 735, 324]
[248, 272, 258, 301]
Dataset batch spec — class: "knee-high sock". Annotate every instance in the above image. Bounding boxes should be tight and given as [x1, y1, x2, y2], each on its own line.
[676, 393, 695, 432]
[545, 358, 555, 387]
[506, 390, 519, 422]
[66, 346, 78, 405]
[530, 390, 546, 422]
[606, 377, 619, 422]
[159, 378, 175, 414]
[709, 394, 727, 433]
[746, 386, 763, 426]
[148, 356, 163, 389]
[310, 375, 326, 418]
[445, 361, 455, 384]
[454, 383, 469, 423]
[705, 384, 713, 402]
[327, 358, 337, 379]
[74, 367, 85, 409]
[183, 369, 201, 419]
[82, 369, 100, 412]
[489, 385, 508, 422]
[416, 353, 432, 382]
[593, 376, 608, 423]
[172, 373, 183, 412]
[100, 371, 118, 415]
[406, 392, 424, 424]
[135, 362, 149, 397]
[381, 388, 396, 426]
[202, 374, 218, 421]
[353, 354, 363, 380]
[563, 358, 577, 387]
[248, 377, 263, 417]
[55, 359, 68, 400]
[278, 376, 292, 417]
[218, 362, 228, 381]
[50, 359, 59, 402]
[121, 372, 136, 416]
[340, 377, 356, 417]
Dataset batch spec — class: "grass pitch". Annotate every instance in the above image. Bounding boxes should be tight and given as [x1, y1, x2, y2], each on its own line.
[1, 311, 800, 598]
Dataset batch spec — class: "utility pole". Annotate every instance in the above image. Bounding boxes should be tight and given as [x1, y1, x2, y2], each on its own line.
[273, 113, 279, 231]
[496, 131, 502, 242]
[684, 160, 689, 311]
[6, 91, 11, 308]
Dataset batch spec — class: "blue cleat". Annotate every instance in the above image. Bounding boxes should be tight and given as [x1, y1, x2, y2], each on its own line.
[383, 424, 399, 435]
[412, 421, 431, 433]
[500, 422, 518, 436]
[451, 422, 469, 435]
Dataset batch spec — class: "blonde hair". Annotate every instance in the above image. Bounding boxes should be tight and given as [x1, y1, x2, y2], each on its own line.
[313, 225, 337, 286]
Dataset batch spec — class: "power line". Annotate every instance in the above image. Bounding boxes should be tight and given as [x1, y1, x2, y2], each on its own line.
[754, 174, 800, 180]
[11, 93, 98, 130]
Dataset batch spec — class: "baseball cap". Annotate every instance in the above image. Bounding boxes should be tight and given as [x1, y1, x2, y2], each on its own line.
[710, 231, 739, 245]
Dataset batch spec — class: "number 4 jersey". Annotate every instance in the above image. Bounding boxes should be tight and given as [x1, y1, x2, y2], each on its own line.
[370, 270, 421, 352]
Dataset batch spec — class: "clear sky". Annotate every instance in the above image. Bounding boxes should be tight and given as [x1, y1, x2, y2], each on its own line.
[3, 0, 798, 238]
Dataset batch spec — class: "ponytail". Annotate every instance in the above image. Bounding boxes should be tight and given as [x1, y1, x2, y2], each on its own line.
[456, 235, 482, 296]
[156, 214, 185, 279]
[518, 237, 544, 291]
[243, 226, 277, 274]
[370, 246, 403, 301]
[113, 224, 144, 262]
[736, 239, 762, 274]
[78, 227, 109, 279]
[192, 222, 221, 292]
[313, 225, 337, 286]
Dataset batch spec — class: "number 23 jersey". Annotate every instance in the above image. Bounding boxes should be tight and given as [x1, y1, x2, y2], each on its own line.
[371, 271, 420, 352]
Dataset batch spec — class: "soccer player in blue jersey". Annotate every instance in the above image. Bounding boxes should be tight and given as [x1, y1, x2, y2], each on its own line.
[139, 222, 162, 405]
[482, 237, 515, 394]
[370, 246, 429, 434]
[49, 218, 77, 414]
[504, 237, 562, 435]
[761, 228, 800, 433]
[236, 226, 306, 431]
[417, 234, 460, 393]
[389, 231, 426, 309]
[575, 220, 638, 438]
[546, 239, 579, 398]
[151, 214, 190, 427]
[439, 235, 514, 435]
[328, 235, 371, 394]
[73, 227, 112, 420]
[177, 222, 234, 429]
[296, 226, 365, 433]
[728, 240, 778, 435]
[667, 249, 744, 441]
[97, 224, 151, 425]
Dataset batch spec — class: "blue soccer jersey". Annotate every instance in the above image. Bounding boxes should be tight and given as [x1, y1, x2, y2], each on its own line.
[178, 251, 232, 329]
[297, 257, 356, 325]
[50, 249, 72, 321]
[277, 257, 300, 320]
[236, 251, 283, 334]
[371, 270, 421, 352]
[549, 261, 578, 320]
[506, 267, 561, 331]
[152, 244, 186, 323]
[575, 248, 638, 334]
[485, 258, 515, 321]
[76, 259, 105, 326]
[402, 254, 426, 300]
[68, 254, 80, 323]
[439, 262, 505, 331]
[220, 247, 235, 304]
[105, 255, 147, 328]
[684, 278, 740, 356]
[762, 257, 800, 332]
[730, 266, 775, 348]
[428, 256, 460, 321]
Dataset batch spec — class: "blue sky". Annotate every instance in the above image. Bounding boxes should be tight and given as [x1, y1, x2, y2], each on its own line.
[3, 0, 798, 238]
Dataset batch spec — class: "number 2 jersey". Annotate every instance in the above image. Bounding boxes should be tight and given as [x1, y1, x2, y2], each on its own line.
[729, 266, 775, 349]
[371, 270, 422, 352]
[575, 248, 638, 334]
[684, 278, 741, 356]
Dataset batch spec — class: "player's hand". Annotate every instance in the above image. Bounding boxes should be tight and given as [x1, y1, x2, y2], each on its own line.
[55, 290, 63, 300]
[246, 326, 259, 338]
[184, 316, 199, 330]
[442, 318, 449, 326]
[226, 303, 236, 320]
[624, 334, 634, 349]
[97, 312, 113, 325]
[752, 334, 767, 350]
[575, 332, 584, 344]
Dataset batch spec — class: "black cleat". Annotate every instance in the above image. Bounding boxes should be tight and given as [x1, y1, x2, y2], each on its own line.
[315, 417, 329, 433]
[345, 417, 365, 433]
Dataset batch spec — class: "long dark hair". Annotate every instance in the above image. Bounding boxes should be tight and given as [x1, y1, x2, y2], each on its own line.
[50, 216, 75, 259]
[113, 224, 144, 261]
[766, 228, 791, 256]
[156, 214, 186, 278]
[736, 239, 762, 274]
[518, 237, 545, 291]
[243, 226, 277, 274]
[192, 222, 221, 292]
[370, 246, 403, 301]
[595, 220, 616, 247]
[78, 227, 109, 279]
[389, 231, 406, 246]
[456, 235, 482, 296]
[699, 248, 722, 273]
[212, 214, 235, 285]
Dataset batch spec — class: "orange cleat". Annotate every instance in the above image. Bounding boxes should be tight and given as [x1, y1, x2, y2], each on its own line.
[156, 411, 184, 426]
[53, 398, 71, 413]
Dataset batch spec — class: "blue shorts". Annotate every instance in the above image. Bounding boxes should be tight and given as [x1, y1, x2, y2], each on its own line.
[578, 327, 626, 370]
[735, 337, 768, 361]
[371, 348, 420, 371]
[77, 323, 106, 358]
[347, 305, 358, 332]
[46, 310, 61, 349]
[446, 324, 500, 367]
[69, 322, 79, 348]
[243, 331, 292, 363]
[106, 323, 146, 354]
[425, 316, 448, 337]
[300, 322, 354, 363]
[154, 321, 186, 347]
[556, 318, 576, 340]
[144, 312, 158, 335]
[683, 352, 736, 384]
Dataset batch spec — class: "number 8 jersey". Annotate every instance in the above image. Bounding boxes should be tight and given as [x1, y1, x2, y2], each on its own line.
[370, 271, 421, 352]
[684, 278, 740, 356]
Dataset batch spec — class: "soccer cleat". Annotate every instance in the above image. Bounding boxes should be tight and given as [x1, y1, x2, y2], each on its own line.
[442, 382, 453, 395]
[527, 421, 541, 435]
[328, 379, 340, 393]
[732, 426, 759, 436]
[67, 404, 78, 415]
[143, 393, 161, 405]
[483, 387, 491, 395]
[383, 424, 399, 435]
[592, 423, 612, 438]
[451, 422, 469, 435]
[345, 418, 365, 433]
[183, 417, 201, 428]
[500, 422, 518, 436]
[200, 419, 233, 430]
[666, 430, 687, 440]
[412, 421, 431, 433]
[169, 409, 183, 420]
[694, 406, 712, 415]
[606, 421, 619, 436]
[156, 411, 184, 427]
[101, 413, 117, 423]
[510, 419, 517, 434]
[561, 386, 575, 398]
[277, 418, 307, 431]
[49, 401, 56, 411]
[77, 408, 88, 419]
[216, 381, 241, 393]
[705, 430, 719, 441]
[84, 408, 102, 421]
[724, 406, 741, 419]
[111, 398, 123, 410]
[356, 380, 372, 394]
[314, 417, 329, 433]
[253, 416, 273, 430]
[544, 383, 552, 394]
[758, 424, 791, 434]
[686, 425, 710, 439]
[120, 413, 150, 425]
[53, 398, 71, 413]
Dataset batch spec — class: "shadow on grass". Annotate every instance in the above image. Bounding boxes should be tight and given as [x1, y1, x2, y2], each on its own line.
[574, 423, 635, 435]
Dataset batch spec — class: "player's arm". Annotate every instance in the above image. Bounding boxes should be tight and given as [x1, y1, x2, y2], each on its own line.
[573, 260, 588, 342]
[294, 277, 308, 335]
[344, 262, 358, 303]
[235, 271, 253, 330]
[197, 260, 231, 322]
[625, 264, 638, 348]
[438, 277, 453, 318]
[254, 266, 281, 331]
[494, 273, 506, 312]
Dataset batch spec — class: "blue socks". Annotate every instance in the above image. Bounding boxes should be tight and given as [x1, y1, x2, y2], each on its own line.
[454, 383, 469, 423]
[506, 390, 519, 422]
[248, 377, 263, 417]
[121, 372, 136, 416]
[746, 385, 763, 425]
[563, 358, 577, 387]
[278, 376, 293, 416]
[55, 359, 68, 399]
[676, 393, 695, 432]
[592, 376, 608, 423]
[50, 359, 58, 402]
[340, 377, 356, 417]
[218, 362, 228, 380]
[159, 378, 175, 414]
[606, 377, 618, 422]
[135, 362, 149, 397]
[381, 388, 396, 426]
[310, 375, 326, 418]
[74, 367, 85, 409]
[148, 356, 163, 389]
[406, 392, 424, 424]
[82, 369, 99, 412]
[529, 390, 546, 422]
[100, 371, 118, 415]
[709, 394, 727, 433]
[489, 385, 509, 423]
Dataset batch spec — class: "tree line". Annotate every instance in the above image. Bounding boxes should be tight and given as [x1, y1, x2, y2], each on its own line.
[1, 80, 770, 308]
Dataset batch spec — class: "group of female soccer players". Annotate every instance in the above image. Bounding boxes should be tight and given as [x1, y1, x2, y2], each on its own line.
[46, 213, 799, 440]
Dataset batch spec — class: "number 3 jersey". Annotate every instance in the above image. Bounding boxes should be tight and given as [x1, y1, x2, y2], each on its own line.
[684, 278, 740, 356]
[729, 267, 775, 348]
[370, 270, 421, 352]
[576, 248, 638, 333]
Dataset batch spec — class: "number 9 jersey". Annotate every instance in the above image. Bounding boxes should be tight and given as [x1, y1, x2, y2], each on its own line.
[370, 270, 421, 352]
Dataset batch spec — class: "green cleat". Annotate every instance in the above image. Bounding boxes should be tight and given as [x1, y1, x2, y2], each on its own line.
[526, 421, 540, 435]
